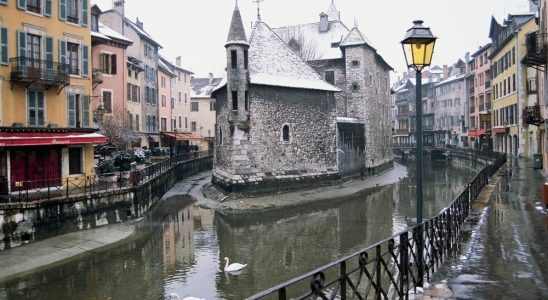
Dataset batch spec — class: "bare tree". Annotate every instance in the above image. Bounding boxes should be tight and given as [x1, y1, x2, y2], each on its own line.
[97, 105, 138, 151]
[276, 28, 323, 63]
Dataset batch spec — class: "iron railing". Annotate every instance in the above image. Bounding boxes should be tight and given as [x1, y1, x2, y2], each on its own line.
[0, 151, 212, 203]
[9, 57, 70, 86]
[249, 150, 506, 300]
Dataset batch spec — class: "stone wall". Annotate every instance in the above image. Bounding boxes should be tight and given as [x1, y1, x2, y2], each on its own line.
[0, 156, 212, 250]
[213, 85, 339, 193]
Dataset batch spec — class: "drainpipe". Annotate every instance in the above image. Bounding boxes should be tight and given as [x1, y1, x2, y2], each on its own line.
[515, 28, 522, 157]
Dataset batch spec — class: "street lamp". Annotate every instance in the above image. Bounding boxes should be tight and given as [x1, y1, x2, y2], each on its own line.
[401, 20, 436, 288]
[208, 129, 212, 154]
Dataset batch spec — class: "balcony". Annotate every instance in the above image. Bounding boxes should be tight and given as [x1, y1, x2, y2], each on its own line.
[524, 31, 547, 68]
[92, 69, 104, 90]
[10, 57, 69, 90]
[522, 105, 544, 126]
[395, 129, 409, 135]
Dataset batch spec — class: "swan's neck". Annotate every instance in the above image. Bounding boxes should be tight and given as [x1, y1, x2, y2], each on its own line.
[224, 258, 229, 270]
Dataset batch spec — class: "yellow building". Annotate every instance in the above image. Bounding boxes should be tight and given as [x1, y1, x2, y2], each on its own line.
[489, 14, 539, 157]
[0, 0, 105, 195]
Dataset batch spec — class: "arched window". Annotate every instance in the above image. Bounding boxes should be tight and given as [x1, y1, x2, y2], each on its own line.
[282, 125, 290, 142]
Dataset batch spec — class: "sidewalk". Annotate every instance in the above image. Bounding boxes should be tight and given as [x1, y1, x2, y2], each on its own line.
[420, 157, 548, 299]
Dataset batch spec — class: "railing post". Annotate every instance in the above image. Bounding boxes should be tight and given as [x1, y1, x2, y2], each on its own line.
[376, 244, 382, 300]
[399, 233, 408, 299]
[66, 178, 69, 198]
[417, 224, 424, 287]
[340, 261, 347, 300]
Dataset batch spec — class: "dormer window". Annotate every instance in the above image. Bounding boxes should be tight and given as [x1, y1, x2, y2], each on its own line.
[91, 13, 99, 32]
[288, 38, 301, 52]
[331, 42, 340, 48]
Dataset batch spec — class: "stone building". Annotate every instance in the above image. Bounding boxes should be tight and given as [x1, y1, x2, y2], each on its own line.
[212, 4, 340, 193]
[273, 0, 393, 172]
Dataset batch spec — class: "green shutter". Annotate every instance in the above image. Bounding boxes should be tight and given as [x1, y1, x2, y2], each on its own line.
[82, 95, 90, 127]
[0, 27, 7, 65]
[44, 36, 53, 78]
[0, 0, 8, 6]
[81, 0, 88, 26]
[81, 44, 89, 77]
[17, 30, 27, 69]
[59, 39, 66, 65]
[59, 0, 66, 21]
[44, 0, 52, 16]
[16, 0, 25, 10]
[68, 93, 75, 127]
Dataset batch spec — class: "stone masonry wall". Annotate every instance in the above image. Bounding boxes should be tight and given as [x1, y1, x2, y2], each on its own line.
[344, 46, 393, 170]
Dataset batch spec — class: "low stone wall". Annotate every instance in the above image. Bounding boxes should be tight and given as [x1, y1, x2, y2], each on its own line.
[0, 156, 212, 251]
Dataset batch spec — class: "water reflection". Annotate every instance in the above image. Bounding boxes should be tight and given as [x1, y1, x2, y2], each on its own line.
[0, 160, 474, 299]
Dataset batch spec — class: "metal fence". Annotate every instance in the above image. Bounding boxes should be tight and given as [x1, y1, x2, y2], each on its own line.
[0, 151, 212, 204]
[248, 150, 506, 300]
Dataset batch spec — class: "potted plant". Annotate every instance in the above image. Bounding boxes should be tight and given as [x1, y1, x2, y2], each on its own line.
[113, 152, 133, 181]
[97, 160, 117, 182]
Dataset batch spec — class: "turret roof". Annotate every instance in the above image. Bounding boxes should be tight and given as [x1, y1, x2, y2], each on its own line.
[226, 3, 249, 46]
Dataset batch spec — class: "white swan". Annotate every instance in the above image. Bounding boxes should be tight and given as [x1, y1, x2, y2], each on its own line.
[223, 257, 247, 272]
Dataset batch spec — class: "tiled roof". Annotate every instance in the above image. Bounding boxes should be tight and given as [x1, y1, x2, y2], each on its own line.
[191, 77, 224, 98]
[273, 21, 349, 60]
[340, 26, 374, 48]
[226, 5, 248, 46]
[249, 21, 340, 92]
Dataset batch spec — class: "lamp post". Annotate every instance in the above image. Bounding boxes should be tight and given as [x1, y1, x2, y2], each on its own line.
[401, 20, 436, 287]
[208, 129, 212, 154]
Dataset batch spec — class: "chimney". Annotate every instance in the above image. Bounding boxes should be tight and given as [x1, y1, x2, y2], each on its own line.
[443, 65, 449, 80]
[319, 12, 328, 32]
[209, 73, 214, 85]
[135, 17, 143, 30]
[176, 56, 182, 67]
[113, 0, 125, 16]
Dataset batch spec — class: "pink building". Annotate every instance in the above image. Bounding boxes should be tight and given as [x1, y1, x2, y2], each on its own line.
[158, 56, 176, 135]
[467, 43, 492, 149]
[91, 5, 132, 130]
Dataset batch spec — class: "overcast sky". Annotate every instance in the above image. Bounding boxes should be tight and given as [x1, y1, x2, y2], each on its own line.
[92, 0, 534, 80]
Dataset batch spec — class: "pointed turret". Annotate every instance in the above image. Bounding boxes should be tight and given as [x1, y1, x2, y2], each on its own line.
[340, 25, 374, 48]
[226, 2, 249, 47]
[327, 0, 340, 21]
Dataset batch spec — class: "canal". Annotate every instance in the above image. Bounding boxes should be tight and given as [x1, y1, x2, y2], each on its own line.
[0, 159, 476, 299]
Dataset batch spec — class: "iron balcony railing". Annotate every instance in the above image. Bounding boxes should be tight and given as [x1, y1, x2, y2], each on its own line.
[0, 151, 212, 203]
[522, 105, 544, 126]
[524, 31, 547, 67]
[10, 57, 70, 86]
[249, 150, 506, 299]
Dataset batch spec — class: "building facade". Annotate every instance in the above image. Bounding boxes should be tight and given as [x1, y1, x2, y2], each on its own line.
[190, 74, 223, 151]
[489, 14, 538, 156]
[100, 0, 162, 148]
[0, 0, 106, 195]
[158, 56, 175, 134]
[467, 44, 493, 150]
[212, 4, 340, 193]
[273, 0, 393, 171]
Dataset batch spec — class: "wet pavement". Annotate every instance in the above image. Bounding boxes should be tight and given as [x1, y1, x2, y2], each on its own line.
[424, 157, 548, 299]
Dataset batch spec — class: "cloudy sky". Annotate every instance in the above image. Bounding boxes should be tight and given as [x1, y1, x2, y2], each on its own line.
[92, 0, 534, 80]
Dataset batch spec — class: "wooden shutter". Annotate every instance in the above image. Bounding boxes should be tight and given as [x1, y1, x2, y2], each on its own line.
[59, 40, 66, 64]
[44, 0, 52, 16]
[17, 0, 26, 10]
[59, 0, 66, 21]
[17, 30, 26, 67]
[0, 27, 7, 65]
[81, 0, 88, 26]
[44, 36, 54, 77]
[111, 54, 117, 74]
[68, 93, 76, 127]
[81, 44, 89, 77]
[82, 95, 90, 127]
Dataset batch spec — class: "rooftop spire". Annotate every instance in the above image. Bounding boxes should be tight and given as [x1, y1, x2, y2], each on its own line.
[226, 1, 249, 47]
[253, 0, 264, 21]
[327, 0, 340, 21]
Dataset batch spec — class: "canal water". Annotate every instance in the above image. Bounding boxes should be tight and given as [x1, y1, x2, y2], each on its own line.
[0, 160, 476, 299]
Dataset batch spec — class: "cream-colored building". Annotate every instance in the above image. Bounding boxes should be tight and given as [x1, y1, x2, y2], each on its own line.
[489, 14, 539, 157]
[190, 74, 223, 151]
[0, 0, 105, 194]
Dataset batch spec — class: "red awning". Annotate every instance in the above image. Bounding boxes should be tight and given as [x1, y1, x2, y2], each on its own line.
[468, 129, 487, 138]
[493, 127, 507, 134]
[0, 132, 107, 147]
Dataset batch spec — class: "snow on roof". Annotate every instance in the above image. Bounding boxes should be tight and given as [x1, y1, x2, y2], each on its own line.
[327, 1, 340, 21]
[226, 5, 248, 46]
[158, 58, 176, 77]
[249, 21, 340, 92]
[273, 21, 350, 60]
[91, 30, 111, 41]
[340, 26, 374, 49]
[124, 18, 162, 48]
[191, 77, 224, 98]
[435, 74, 466, 86]
[98, 22, 132, 44]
